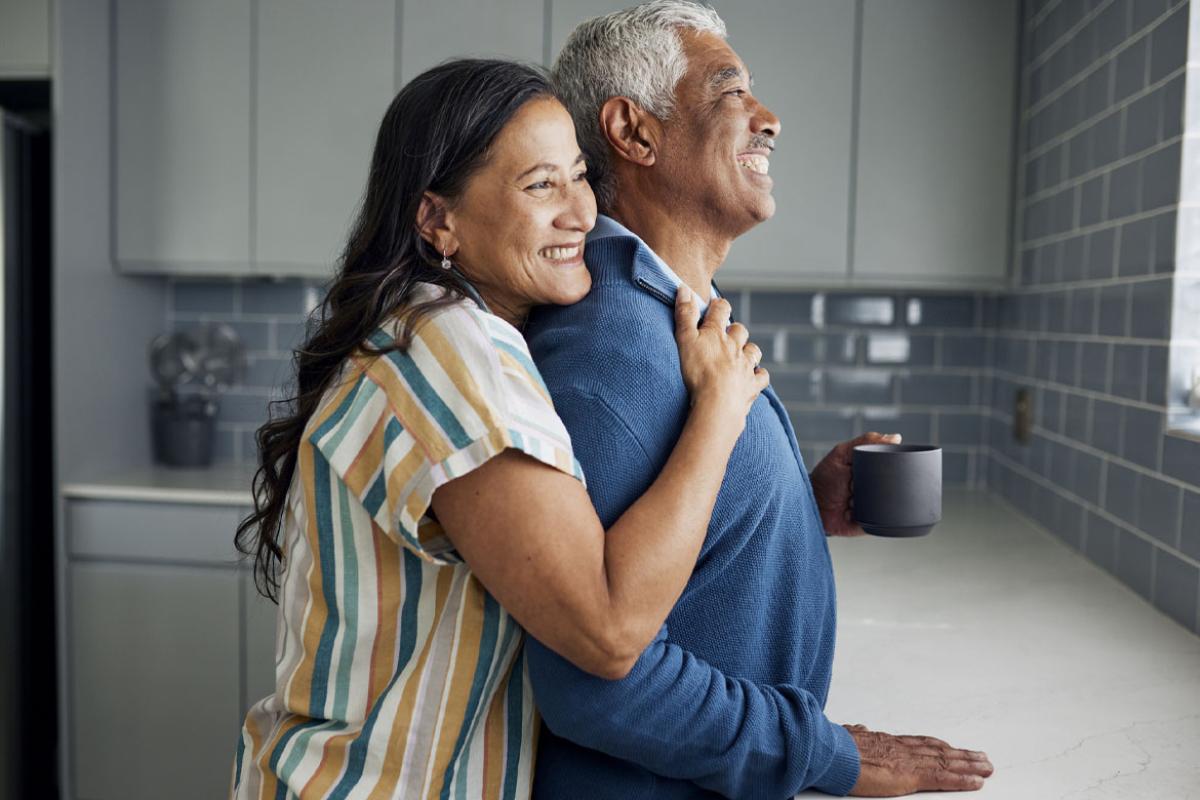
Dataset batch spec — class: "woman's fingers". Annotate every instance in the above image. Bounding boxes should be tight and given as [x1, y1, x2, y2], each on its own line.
[700, 297, 732, 333]
[673, 284, 700, 341]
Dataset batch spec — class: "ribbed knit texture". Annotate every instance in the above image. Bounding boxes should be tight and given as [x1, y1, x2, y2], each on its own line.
[521, 219, 861, 799]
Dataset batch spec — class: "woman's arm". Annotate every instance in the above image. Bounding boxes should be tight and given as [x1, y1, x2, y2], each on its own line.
[430, 291, 765, 679]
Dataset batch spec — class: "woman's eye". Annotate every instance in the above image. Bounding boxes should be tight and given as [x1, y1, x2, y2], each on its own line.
[572, 171, 588, 182]
[526, 181, 552, 191]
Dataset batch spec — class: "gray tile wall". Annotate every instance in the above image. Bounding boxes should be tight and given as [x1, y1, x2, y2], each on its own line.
[996, 0, 1200, 634]
[729, 290, 994, 487]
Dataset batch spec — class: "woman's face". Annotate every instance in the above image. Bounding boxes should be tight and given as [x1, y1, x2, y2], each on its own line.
[441, 97, 597, 327]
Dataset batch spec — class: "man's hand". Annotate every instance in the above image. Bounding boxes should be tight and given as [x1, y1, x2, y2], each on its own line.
[845, 724, 994, 796]
[809, 432, 901, 536]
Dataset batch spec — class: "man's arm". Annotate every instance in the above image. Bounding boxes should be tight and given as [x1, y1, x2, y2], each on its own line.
[527, 628, 861, 798]
[525, 384, 860, 798]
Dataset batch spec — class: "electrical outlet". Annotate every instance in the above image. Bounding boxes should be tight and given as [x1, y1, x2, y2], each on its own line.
[1014, 387, 1032, 443]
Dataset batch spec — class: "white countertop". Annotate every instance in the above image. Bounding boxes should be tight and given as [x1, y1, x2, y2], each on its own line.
[60, 462, 256, 505]
[800, 490, 1200, 799]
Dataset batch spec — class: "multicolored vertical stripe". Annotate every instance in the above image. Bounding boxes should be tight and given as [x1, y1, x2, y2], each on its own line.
[232, 284, 583, 799]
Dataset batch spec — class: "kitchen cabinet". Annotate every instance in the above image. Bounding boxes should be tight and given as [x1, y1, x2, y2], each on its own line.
[0, 0, 52, 78]
[63, 497, 269, 800]
[852, 0, 1017, 288]
[255, 0, 396, 276]
[113, 0, 252, 273]
[70, 562, 239, 800]
[400, 0, 545, 85]
[710, 0, 856, 286]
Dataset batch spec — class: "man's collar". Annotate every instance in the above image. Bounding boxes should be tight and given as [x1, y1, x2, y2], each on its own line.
[587, 215, 718, 313]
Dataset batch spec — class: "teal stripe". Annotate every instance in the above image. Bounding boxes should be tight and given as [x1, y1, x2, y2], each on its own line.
[233, 730, 246, 789]
[331, 479, 359, 719]
[492, 339, 552, 396]
[276, 718, 348, 795]
[438, 592, 501, 800]
[453, 613, 520, 800]
[369, 330, 474, 449]
[305, 384, 362, 715]
[362, 469, 387, 517]
[502, 648, 525, 800]
[318, 377, 378, 460]
[267, 717, 327, 800]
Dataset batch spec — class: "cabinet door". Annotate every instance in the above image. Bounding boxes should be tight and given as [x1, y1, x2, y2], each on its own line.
[550, 1, 855, 287]
[853, 0, 1017, 287]
[242, 567, 279, 713]
[255, 0, 396, 277]
[711, 0, 855, 286]
[0, 0, 51, 78]
[71, 562, 240, 800]
[113, 0, 252, 273]
[399, 0, 546, 85]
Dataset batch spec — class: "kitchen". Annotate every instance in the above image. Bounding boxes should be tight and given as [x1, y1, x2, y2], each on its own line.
[1, 0, 1198, 798]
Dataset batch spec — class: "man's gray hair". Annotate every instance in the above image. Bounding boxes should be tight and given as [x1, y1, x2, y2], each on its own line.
[552, 0, 727, 212]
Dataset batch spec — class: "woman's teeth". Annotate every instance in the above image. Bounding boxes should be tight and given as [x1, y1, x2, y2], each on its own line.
[540, 245, 580, 260]
[737, 154, 770, 174]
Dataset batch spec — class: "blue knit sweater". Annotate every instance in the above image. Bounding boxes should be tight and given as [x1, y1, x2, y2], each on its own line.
[521, 216, 862, 799]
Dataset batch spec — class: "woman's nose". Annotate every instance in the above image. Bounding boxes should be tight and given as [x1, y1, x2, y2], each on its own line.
[556, 179, 597, 233]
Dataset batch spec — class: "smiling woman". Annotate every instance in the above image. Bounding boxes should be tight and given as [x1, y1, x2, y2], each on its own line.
[227, 58, 769, 800]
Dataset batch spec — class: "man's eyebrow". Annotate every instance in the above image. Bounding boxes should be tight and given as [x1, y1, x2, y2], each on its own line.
[708, 65, 748, 88]
[515, 153, 586, 182]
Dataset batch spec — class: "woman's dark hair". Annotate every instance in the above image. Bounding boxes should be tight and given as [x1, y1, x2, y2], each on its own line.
[235, 59, 555, 601]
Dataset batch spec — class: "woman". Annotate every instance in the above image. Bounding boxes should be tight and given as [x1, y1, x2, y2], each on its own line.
[231, 59, 767, 799]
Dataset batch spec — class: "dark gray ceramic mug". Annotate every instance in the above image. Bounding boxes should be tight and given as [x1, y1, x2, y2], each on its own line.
[851, 444, 942, 537]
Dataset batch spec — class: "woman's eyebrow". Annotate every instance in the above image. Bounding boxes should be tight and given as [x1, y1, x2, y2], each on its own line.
[515, 153, 586, 181]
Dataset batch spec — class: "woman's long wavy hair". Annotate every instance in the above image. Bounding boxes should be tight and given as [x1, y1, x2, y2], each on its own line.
[236, 59, 555, 601]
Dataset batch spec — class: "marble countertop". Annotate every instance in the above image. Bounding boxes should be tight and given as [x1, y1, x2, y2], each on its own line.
[799, 490, 1200, 798]
[60, 462, 257, 505]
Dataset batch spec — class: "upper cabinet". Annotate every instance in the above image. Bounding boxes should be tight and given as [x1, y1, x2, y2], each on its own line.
[0, 0, 52, 78]
[254, 0, 396, 276]
[399, 0, 545, 85]
[114, 0, 252, 273]
[853, 0, 1017, 288]
[710, 0, 856, 286]
[110, 0, 1017, 288]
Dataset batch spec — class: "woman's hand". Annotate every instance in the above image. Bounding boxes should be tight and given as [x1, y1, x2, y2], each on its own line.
[674, 285, 769, 426]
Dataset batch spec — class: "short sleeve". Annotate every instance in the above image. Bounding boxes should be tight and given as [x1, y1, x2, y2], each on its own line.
[307, 299, 584, 565]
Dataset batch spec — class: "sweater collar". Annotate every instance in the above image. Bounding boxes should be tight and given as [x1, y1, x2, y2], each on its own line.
[587, 215, 719, 313]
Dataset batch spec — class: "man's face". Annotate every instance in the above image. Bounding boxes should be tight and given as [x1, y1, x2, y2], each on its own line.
[656, 30, 781, 237]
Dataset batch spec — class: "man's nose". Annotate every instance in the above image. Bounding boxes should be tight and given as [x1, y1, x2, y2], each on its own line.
[752, 99, 781, 140]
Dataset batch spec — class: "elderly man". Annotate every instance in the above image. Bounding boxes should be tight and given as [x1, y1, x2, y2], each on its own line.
[521, 2, 994, 798]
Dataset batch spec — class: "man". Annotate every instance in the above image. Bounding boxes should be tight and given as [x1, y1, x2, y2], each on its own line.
[521, 2, 995, 798]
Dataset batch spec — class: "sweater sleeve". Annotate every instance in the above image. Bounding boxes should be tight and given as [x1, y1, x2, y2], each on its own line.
[524, 385, 861, 798]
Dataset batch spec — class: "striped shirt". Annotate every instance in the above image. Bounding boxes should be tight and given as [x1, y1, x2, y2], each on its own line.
[231, 283, 584, 800]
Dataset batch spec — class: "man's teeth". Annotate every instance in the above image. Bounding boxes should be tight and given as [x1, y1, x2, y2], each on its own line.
[737, 154, 769, 175]
[540, 245, 580, 260]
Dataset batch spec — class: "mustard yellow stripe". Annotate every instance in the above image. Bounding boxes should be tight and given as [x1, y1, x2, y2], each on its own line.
[254, 714, 311, 799]
[368, 524, 402, 711]
[389, 445, 427, 527]
[366, 565, 458, 800]
[482, 670, 508, 799]
[363, 355, 455, 463]
[427, 579, 487, 798]
[419, 319, 505, 431]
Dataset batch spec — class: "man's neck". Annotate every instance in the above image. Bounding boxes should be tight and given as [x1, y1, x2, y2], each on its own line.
[608, 198, 731, 303]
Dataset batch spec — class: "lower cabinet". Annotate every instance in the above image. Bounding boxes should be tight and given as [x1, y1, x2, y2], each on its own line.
[70, 563, 240, 800]
[65, 499, 277, 800]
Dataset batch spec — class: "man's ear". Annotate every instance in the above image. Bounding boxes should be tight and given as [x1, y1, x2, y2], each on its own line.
[416, 191, 458, 256]
[599, 96, 660, 168]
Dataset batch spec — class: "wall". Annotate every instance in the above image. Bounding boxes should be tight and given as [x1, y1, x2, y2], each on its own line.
[989, 0, 1199, 634]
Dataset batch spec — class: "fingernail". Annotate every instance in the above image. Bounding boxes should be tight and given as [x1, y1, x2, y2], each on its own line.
[677, 284, 692, 304]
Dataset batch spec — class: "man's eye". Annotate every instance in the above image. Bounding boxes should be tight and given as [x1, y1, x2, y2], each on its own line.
[725, 88, 747, 97]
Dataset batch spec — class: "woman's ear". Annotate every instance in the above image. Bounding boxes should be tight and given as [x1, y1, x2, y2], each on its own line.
[599, 96, 659, 168]
[416, 191, 458, 256]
